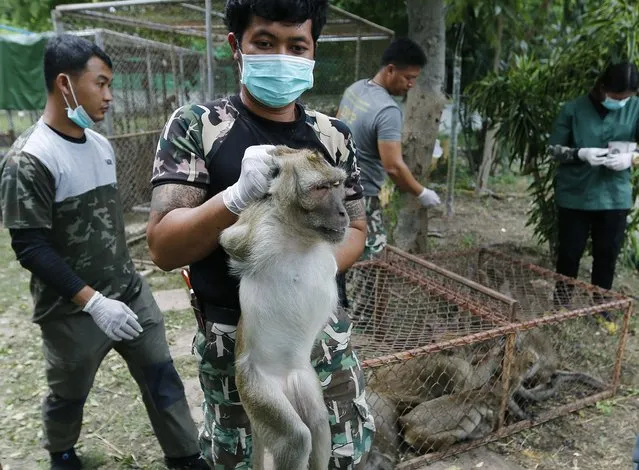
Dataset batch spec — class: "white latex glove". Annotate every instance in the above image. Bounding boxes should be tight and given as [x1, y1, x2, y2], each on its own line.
[83, 291, 143, 341]
[222, 145, 277, 215]
[577, 148, 608, 166]
[417, 187, 441, 207]
[603, 152, 633, 171]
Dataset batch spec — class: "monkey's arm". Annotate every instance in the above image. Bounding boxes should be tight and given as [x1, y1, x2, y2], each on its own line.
[219, 220, 252, 262]
[334, 199, 367, 272]
[147, 185, 237, 270]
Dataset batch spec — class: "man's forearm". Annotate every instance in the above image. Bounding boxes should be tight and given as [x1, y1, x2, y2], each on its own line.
[386, 161, 424, 196]
[334, 199, 367, 272]
[147, 192, 237, 271]
[548, 144, 580, 164]
[335, 225, 366, 272]
[72, 285, 97, 308]
[10, 228, 93, 304]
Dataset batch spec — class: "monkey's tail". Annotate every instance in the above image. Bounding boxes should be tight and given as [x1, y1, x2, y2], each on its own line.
[553, 370, 608, 391]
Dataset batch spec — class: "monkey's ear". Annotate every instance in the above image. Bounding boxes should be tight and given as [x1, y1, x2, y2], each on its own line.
[268, 158, 282, 180]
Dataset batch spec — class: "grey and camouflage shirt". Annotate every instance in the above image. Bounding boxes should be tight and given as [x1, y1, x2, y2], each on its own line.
[0, 120, 140, 322]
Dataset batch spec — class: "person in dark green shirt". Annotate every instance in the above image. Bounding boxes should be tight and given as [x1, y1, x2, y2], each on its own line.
[548, 62, 639, 331]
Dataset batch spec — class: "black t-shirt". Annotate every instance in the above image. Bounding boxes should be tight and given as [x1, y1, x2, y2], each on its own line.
[152, 95, 363, 324]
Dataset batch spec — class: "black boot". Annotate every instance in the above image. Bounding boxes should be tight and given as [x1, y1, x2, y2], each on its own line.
[165, 454, 210, 469]
[50, 448, 82, 470]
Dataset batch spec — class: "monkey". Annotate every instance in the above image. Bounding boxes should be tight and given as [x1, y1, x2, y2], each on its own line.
[367, 344, 503, 413]
[369, 329, 608, 457]
[363, 344, 503, 464]
[219, 146, 349, 470]
[399, 390, 496, 454]
[398, 331, 609, 456]
[508, 330, 607, 416]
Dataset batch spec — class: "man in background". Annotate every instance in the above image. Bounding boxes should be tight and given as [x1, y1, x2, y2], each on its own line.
[338, 37, 441, 259]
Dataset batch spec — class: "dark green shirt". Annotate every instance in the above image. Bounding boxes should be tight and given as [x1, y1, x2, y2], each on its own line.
[549, 94, 639, 211]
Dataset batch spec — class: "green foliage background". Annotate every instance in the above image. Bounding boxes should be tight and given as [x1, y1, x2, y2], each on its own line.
[468, 0, 639, 261]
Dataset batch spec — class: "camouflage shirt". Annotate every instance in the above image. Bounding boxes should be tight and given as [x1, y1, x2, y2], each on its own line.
[0, 119, 140, 322]
[152, 95, 363, 322]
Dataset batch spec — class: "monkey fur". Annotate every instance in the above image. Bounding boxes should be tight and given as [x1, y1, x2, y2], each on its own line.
[219, 146, 349, 470]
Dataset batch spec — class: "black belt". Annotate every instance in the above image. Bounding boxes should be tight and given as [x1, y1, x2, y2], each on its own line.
[201, 302, 241, 326]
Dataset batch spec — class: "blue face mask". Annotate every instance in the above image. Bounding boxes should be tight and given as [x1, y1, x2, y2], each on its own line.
[602, 95, 630, 111]
[239, 52, 315, 108]
[62, 74, 95, 129]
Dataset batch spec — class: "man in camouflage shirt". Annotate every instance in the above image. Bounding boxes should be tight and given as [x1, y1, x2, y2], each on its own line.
[0, 35, 206, 470]
[146, 1, 375, 468]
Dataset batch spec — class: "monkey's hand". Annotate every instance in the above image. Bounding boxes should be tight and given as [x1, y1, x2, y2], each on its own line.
[223, 145, 277, 215]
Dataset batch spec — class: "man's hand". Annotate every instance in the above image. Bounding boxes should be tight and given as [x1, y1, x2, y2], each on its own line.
[417, 187, 441, 207]
[222, 145, 277, 215]
[577, 148, 608, 166]
[83, 291, 143, 341]
[603, 152, 633, 171]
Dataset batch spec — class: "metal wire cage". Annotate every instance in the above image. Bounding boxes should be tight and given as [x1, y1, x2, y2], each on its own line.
[348, 246, 633, 469]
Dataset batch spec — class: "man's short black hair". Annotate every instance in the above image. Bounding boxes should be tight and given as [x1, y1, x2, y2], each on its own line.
[224, 0, 329, 44]
[381, 37, 427, 69]
[598, 62, 639, 93]
[44, 34, 112, 92]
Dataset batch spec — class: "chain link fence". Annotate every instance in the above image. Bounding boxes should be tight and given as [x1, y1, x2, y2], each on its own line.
[66, 29, 205, 213]
[347, 246, 633, 468]
[53, 0, 393, 215]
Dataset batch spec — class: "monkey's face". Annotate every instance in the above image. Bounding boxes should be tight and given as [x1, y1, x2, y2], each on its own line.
[269, 147, 350, 244]
[296, 169, 350, 244]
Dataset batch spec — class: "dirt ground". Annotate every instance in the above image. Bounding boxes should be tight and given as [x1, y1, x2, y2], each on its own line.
[1, 185, 638, 469]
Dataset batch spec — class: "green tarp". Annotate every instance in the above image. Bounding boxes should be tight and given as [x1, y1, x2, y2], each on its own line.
[0, 33, 53, 110]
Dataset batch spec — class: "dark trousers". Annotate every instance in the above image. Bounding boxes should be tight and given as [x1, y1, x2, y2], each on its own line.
[40, 279, 200, 457]
[554, 207, 628, 304]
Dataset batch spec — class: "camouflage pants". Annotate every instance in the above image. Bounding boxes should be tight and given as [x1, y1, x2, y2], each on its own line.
[192, 307, 375, 469]
[362, 196, 387, 260]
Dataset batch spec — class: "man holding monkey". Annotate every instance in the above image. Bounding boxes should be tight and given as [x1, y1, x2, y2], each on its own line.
[147, 0, 375, 468]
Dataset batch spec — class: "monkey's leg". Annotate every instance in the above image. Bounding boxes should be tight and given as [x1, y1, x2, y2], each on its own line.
[287, 366, 331, 470]
[237, 364, 312, 470]
[252, 427, 265, 470]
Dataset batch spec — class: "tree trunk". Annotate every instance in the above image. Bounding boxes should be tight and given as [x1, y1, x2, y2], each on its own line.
[475, 14, 503, 196]
[392, 0, 447, 253]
